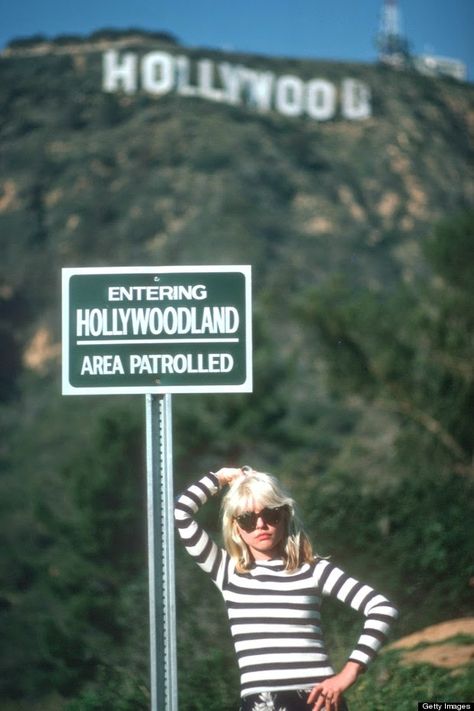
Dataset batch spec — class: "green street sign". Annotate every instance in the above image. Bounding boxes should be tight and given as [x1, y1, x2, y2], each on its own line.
[62, 266, 252, 394]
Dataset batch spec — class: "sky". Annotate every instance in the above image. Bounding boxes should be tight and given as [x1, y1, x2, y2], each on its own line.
[1, 0, 473, 81]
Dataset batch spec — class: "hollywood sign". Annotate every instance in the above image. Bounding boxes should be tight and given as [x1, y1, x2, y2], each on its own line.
[103, 50, 372, 121]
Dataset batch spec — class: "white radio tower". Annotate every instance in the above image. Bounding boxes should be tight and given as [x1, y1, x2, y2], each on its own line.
[377, 0, 410, 67]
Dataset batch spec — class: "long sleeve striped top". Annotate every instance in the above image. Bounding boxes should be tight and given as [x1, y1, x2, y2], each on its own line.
[174, 473, 398, 699]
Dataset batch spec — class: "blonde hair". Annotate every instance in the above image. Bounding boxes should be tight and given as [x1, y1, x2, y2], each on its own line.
[221, 468, 314, 573]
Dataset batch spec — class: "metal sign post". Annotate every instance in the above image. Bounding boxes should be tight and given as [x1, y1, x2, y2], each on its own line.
[61, 265, 252, 710]
[146, 393, 177, 711]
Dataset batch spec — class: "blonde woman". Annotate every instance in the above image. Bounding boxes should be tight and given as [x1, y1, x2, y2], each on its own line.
[175, 466, 398, 711]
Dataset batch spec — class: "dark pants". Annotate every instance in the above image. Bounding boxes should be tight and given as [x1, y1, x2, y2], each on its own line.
[240, 689, 349, 711]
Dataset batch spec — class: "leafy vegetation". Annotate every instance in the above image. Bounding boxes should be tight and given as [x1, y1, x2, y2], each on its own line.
[0, 31, 473, 708]
[348, 651, 474, 710]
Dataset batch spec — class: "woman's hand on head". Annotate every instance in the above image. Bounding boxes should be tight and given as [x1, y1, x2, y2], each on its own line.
[215, 467, 248, 487]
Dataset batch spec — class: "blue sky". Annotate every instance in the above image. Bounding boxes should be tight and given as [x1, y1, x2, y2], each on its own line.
[1, 0, 473, 80]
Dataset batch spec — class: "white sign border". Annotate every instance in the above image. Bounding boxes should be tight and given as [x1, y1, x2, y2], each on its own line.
[62, 265, 253, 395]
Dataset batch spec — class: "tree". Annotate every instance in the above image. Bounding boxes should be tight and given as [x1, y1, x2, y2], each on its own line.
[296, 210, 474, 479]
[295, 210, 474, 628]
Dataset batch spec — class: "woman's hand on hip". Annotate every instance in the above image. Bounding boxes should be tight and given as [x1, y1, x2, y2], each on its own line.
[307, 661, 363, 710]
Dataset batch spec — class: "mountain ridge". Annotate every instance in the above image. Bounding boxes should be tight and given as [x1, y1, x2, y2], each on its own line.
[0, 31, 473, 707]
[1, 33, 472, 388]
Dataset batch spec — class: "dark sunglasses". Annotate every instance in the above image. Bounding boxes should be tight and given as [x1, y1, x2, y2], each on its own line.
[234, 506, 287, 533]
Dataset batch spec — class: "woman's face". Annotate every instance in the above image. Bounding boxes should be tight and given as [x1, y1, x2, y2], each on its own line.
[234, 503, 287, 560]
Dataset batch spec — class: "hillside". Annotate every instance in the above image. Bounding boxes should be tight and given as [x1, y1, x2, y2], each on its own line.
[1, 33, 473, 365]
[0, 32, 473, 709]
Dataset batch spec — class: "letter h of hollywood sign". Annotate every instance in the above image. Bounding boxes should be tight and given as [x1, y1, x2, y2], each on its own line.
[103, 50, 372, 121]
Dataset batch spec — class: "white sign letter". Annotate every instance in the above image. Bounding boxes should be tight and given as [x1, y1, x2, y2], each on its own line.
[275, 75, 304, 117]
[103, 50, 137, 94]
[218, 63, 242, 104]
[198, 59, 225, 102]
[239, 68, 274, 112]
[142, 52, 174, 96]
[176, 55, 197, 97]
[306, 80, 336, 121]
[341, 79, 371, 120]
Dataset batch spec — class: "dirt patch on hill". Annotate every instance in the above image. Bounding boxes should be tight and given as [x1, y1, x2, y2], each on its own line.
[388, 618, 474, 671]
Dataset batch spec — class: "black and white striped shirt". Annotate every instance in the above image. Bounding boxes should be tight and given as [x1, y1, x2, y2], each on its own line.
[174, 473, 398, 698]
